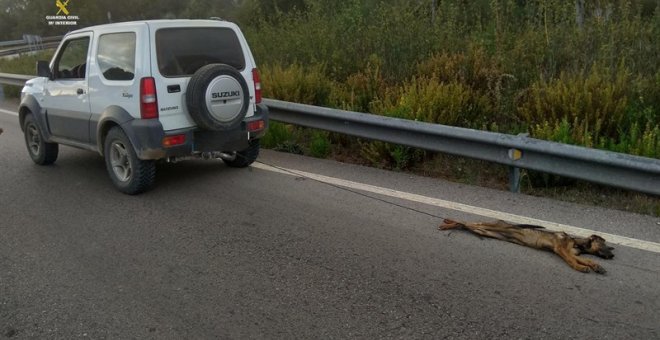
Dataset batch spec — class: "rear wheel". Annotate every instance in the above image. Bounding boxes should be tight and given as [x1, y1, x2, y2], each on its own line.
[104, 127, 156, 195]
[223, 139, 260, 168]
[23, 114, 58, 165]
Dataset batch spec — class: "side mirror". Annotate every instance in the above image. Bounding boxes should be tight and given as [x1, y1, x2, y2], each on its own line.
[37, 60, 52, 79]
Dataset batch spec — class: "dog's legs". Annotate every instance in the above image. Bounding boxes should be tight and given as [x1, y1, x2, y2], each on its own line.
[553, 238, 606, 273]
[549, 236, 592, 272]
[574, 255, 606, 274]
[555, 246, 592, 272]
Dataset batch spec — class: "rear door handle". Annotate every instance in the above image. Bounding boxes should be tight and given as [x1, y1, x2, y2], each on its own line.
[167, 85, 181, 93]
[77, 88, 84, 95]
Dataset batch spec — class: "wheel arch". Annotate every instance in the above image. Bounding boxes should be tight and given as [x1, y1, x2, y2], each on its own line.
[95, 105, 167, 160]
[19, 94, 51, 140]
[95, 106, 135, 155]
[19, 105, 31, 130]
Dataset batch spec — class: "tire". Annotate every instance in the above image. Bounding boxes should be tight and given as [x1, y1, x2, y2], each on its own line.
[103, 127, 156, 195]
[23, 114, 58, 165]
[223, 139, 260, 168]
[186, 63, 250, 131]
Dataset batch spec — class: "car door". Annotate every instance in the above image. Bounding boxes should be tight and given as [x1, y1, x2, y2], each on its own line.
[43, 33, 92, 143]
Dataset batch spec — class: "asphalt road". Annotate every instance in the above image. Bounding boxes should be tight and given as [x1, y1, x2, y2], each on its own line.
[1, 103, 659, 339]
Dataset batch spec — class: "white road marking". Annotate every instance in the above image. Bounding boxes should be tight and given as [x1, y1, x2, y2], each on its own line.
[253, 162, 660, 253]
[2, 103, 656, 253]
[0, 107, 18, 116]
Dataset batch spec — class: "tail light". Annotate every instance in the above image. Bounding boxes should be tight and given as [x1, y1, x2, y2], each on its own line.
[252, 68, 262, 104]
[162, 134, 186, 147]
[140, 77, 158, 119]
[247, 119, 265, 132]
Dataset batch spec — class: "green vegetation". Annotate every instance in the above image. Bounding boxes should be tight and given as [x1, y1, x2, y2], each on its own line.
[1, 1, 658, 205]
[240, 0, 660, 162]
[2, 1, 657, 160]
[0, 50, 53, 97]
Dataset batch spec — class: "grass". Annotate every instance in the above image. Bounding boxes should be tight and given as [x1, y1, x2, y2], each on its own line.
[0, 50, 54, 97]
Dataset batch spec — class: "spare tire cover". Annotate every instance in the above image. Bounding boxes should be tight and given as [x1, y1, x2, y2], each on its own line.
[186, 64, 250, 131]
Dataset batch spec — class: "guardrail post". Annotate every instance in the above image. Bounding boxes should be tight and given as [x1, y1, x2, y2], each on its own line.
[508, 165, 521, 193]
[507, 133, 528, 193]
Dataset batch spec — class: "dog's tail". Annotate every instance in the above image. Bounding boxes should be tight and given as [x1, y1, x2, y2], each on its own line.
[439, 219, 466, 230]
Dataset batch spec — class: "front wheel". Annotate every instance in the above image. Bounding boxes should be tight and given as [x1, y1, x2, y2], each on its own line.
[23, 114, 58, 165]
[104, 127, 156, 195]
[223, 139, 260, 168]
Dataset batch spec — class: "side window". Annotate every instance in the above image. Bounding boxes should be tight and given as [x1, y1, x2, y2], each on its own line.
[54, 37, 90, 80]
[97, 32, 136, 81]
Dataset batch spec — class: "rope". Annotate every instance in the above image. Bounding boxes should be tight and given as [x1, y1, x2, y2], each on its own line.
[251, 157, 445, 220]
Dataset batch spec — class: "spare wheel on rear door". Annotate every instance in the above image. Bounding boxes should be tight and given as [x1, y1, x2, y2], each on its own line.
[186, 63, 250, 131]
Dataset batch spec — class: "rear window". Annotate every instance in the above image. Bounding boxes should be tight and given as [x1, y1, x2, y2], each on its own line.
[156, 27, 245, 77]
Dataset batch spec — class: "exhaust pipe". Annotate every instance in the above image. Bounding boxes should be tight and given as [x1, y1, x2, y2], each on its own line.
[167, 151, 237, 163]
[201, 151, 236, 161]
[214, 152, 237, 161]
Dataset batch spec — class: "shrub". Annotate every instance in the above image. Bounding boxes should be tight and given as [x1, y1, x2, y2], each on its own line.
[331, 55, 387, 113]
[260, 63, 333, 105]
[261, 122, 294, 149]
[309, 131, 331, 158]
[528, 110, 659, 158]
[519, 63, 632, 147]
[372, 76, 492, 128]
[359, 141, 424, 170]
[416, 46, 515, 126]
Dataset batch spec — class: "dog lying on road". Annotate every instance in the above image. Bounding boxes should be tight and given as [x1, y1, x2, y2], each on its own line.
[439, 219, 614, 274]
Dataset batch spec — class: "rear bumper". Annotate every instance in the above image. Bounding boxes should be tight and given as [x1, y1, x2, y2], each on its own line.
[124, 103, 269, 160]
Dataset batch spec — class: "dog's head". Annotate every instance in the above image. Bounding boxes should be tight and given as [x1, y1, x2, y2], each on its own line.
[580, 235, 614, 259]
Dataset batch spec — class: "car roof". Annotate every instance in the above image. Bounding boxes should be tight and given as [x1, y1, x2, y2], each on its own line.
[65, 19, 237, 36]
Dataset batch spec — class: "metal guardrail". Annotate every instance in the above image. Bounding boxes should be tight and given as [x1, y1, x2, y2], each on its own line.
[0, 42, 60, 57]
[0, 73, 658, 195]
[0, 36, 62, 57]
[0, 73, 31, 86]
[0, 39, 27, 48]
[265, 99, 660, 196]
[0, 35, 63, 48]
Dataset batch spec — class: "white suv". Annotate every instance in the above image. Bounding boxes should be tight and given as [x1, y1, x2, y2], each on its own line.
[18, 19, 268, 194]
